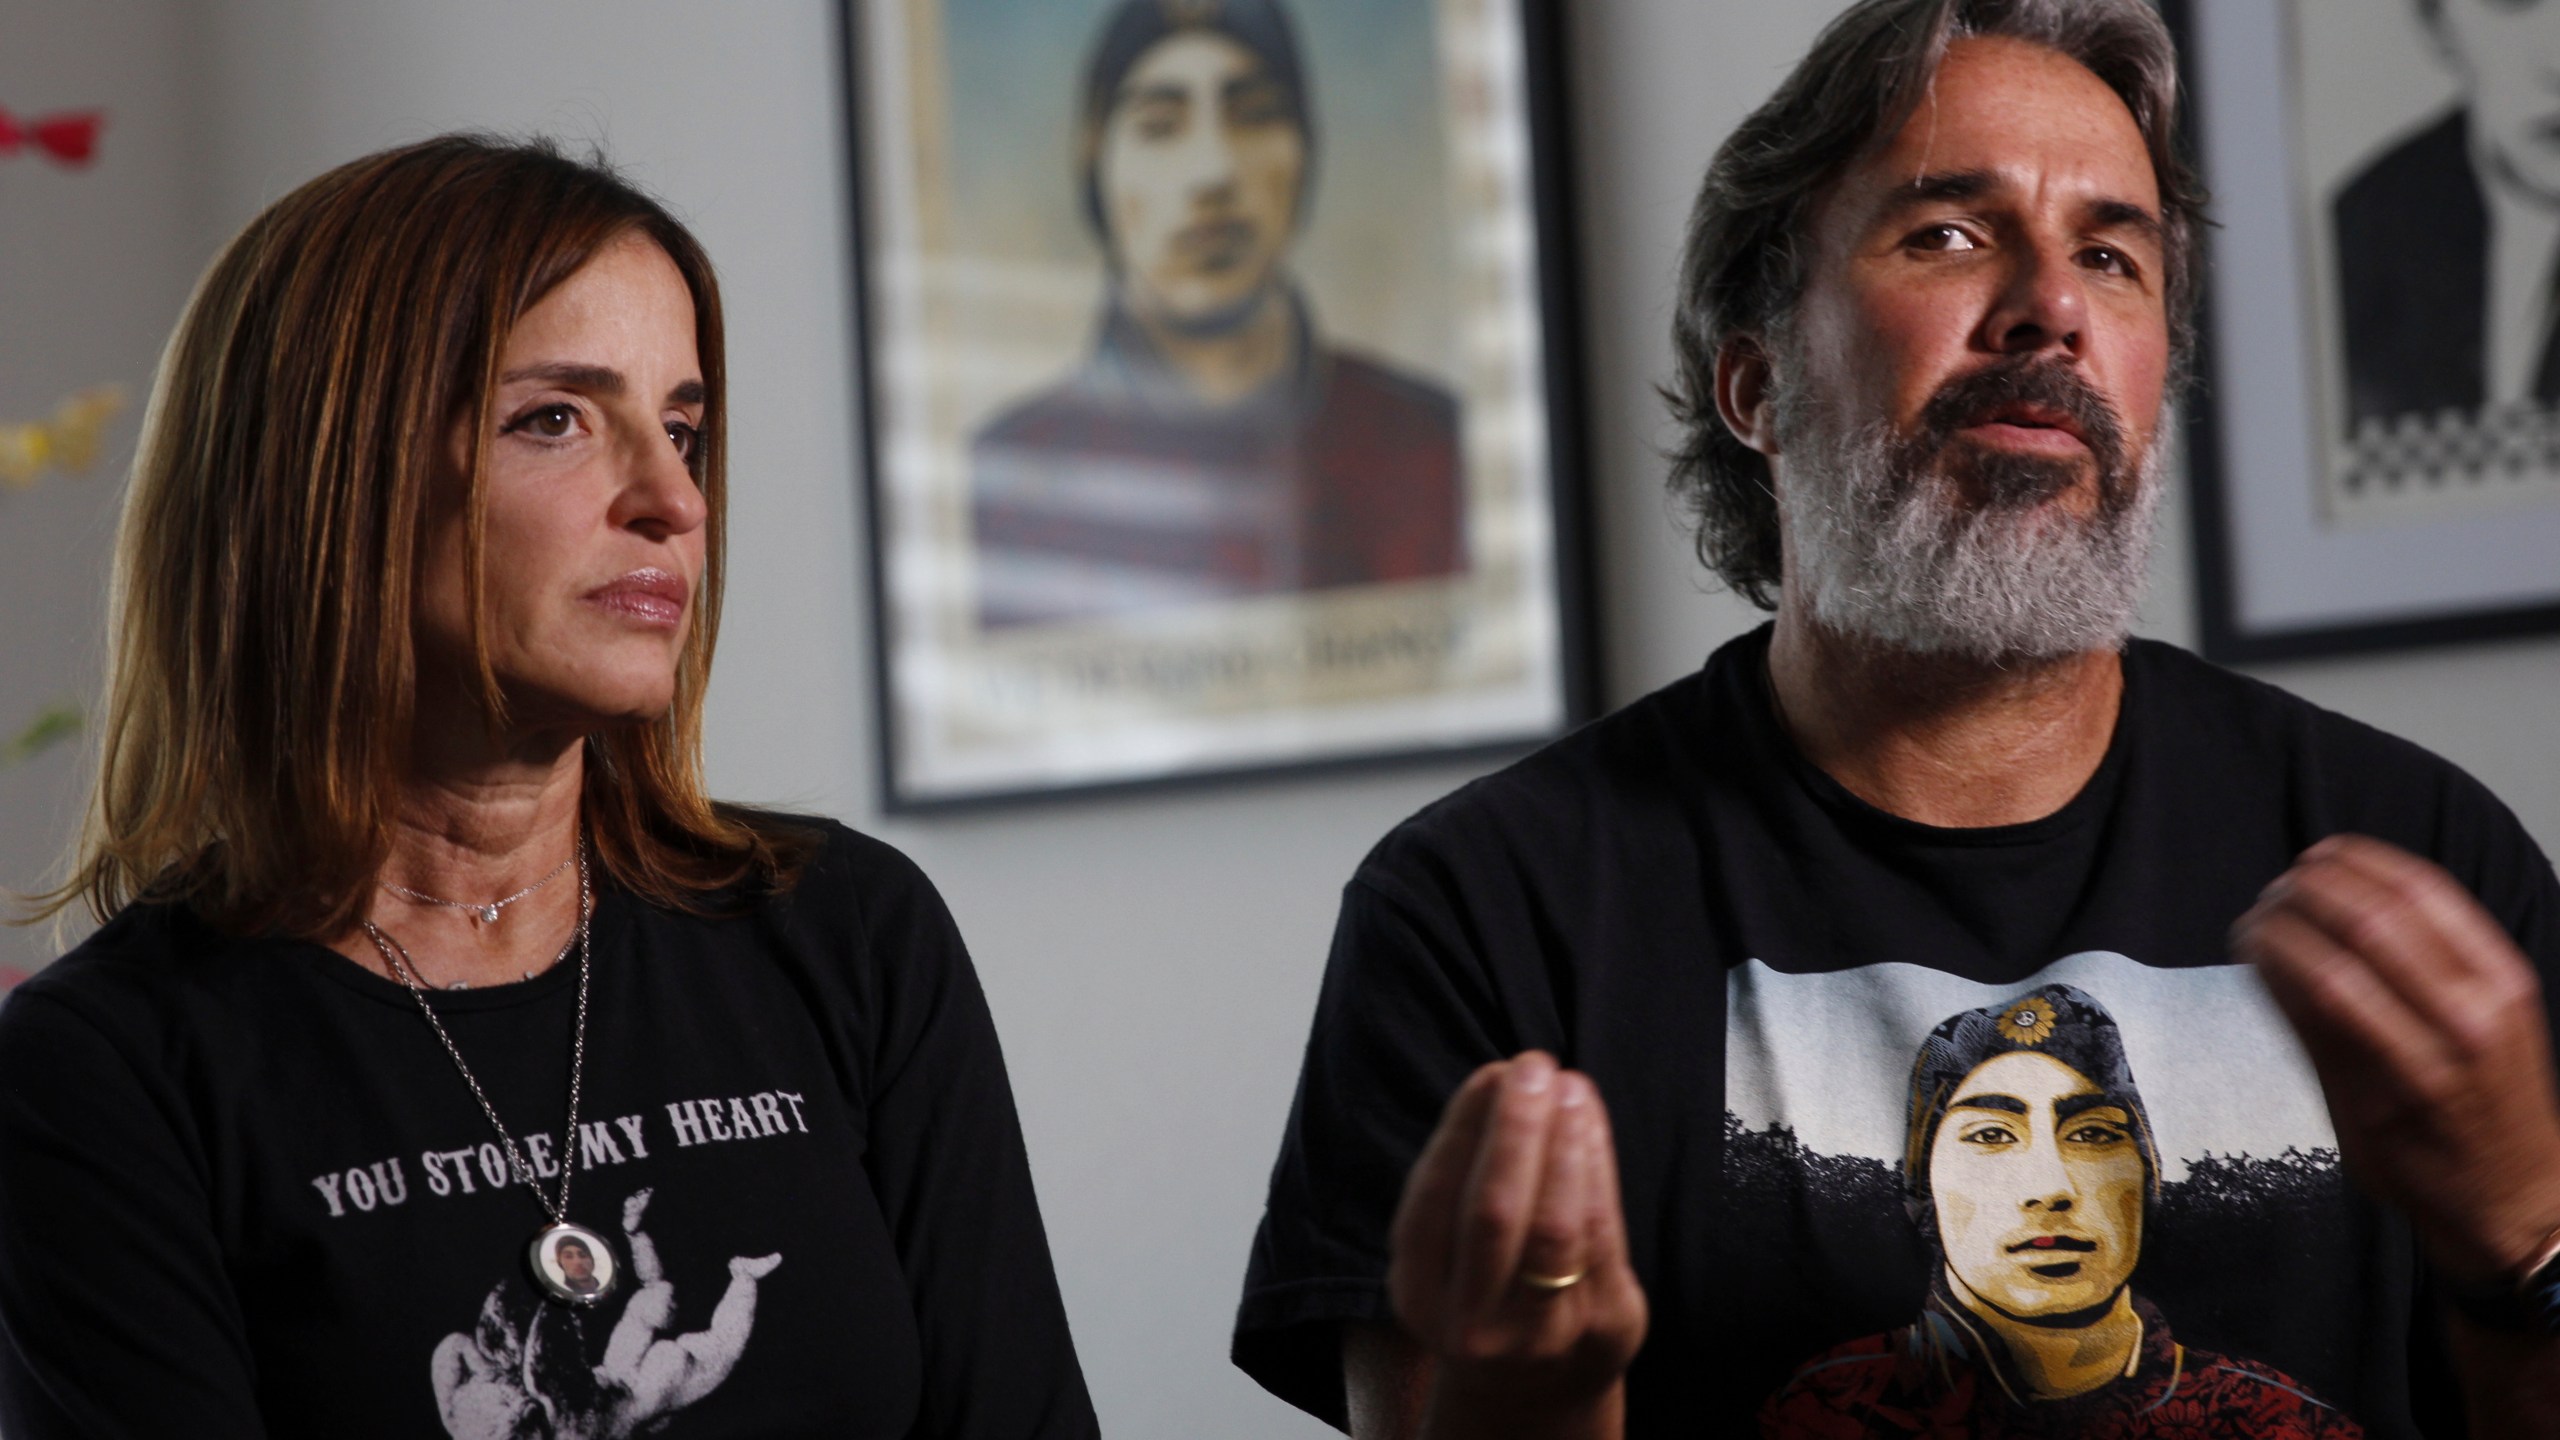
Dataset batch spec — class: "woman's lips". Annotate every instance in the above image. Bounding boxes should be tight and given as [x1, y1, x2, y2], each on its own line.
[584, 568, 689, 629]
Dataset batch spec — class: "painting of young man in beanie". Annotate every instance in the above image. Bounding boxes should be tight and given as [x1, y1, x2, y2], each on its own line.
[1759, 986, 2363, 1439]
[968, 0, 1467, 630]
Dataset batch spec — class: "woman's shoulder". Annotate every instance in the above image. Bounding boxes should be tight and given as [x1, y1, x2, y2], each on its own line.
[0, 902, 275, 1078]
[698, 809, 961, 965]
[720, 807, 938, 913]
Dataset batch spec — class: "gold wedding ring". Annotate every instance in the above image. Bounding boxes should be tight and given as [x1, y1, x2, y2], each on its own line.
[1518, 1268, 1587, 1293]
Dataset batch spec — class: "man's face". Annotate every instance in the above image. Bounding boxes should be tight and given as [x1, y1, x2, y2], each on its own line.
[2431, 0, 2560, 202]
[558, 1243, 593, 1281]
[1763, 37, 2171, 659]
[1928, 1050, 2146, 1321]
[1098, 31, 1306, 332]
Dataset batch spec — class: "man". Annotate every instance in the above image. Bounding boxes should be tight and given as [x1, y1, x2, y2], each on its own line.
[2334, 0, 2560, 431]
[1233, 2, 2560, 1436]
[553, 1236, 604, 1298]
[969, 0, 1465, 630]
[1760, 985, 2358, 1436]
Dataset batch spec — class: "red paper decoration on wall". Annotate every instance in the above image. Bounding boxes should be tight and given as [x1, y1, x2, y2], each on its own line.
[0, 107, 105, 167]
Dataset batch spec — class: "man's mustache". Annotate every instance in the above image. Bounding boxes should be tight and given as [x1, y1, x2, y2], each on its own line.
[1909, 358, 2129, 507]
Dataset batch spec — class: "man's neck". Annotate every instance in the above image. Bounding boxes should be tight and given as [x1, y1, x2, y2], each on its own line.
[1766, 607, 2125, 829]
[1946, 1268, 2144, 1401]
[1129, 285, 1297, 407]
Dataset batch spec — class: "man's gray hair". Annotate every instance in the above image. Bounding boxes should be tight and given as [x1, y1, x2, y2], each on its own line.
[1663, 0, 2208, 610]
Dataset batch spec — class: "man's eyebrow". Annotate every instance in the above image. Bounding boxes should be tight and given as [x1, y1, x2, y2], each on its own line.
[1873, 169, 2006, 216]
[2055, 1092, 2131, 1123]
[1873, 172, 2166, 246]
[1948, 1093, 2028, 1115]
[2086, 198, 2166, 247]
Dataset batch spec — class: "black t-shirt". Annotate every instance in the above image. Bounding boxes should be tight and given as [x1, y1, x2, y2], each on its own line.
[0, 819, 1098, 1439]
[1235, 626, 2560, 1438]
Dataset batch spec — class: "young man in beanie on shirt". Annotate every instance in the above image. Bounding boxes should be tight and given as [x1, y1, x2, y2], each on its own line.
[1234, 1, 2560, 1435]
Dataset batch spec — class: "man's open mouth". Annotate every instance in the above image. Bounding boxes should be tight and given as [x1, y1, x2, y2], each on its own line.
[1966, 403, 2087, 445]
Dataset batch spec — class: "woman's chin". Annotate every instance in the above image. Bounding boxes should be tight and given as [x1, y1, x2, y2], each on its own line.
[502, 676, 681, 737]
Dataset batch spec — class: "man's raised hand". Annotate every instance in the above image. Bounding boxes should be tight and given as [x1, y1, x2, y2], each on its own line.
[1387, 1052, 1647, 1438]
[2235, 835, 2560, 1285]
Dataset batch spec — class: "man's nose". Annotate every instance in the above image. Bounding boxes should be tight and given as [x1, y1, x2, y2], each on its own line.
[1174, 121, 1240, 196]
[1981, 241, 2088, 358]
[2012, 1139, 2077, 1210]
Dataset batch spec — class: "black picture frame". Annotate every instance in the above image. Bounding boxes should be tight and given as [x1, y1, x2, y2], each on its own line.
[2170, 0, 2560, 665]
[840, 0, 1595, 810]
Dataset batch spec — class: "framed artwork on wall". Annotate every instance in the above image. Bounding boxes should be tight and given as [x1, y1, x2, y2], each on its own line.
[2171, 0, 2560, 664]
[843, 0, 1592, 809]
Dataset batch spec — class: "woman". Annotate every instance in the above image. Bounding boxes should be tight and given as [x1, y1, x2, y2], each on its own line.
[0, 136, 1096, 1438]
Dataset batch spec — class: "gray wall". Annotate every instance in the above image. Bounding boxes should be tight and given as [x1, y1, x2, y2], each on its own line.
[0, 0, 207, 977]
[4, 3, 2557, 1436]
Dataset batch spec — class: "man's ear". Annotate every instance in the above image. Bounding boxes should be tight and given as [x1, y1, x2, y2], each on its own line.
[1716, 335, 1781, 458]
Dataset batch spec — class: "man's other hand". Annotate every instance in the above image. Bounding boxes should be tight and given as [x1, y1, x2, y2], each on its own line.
[2236, 834, 2560, 1284]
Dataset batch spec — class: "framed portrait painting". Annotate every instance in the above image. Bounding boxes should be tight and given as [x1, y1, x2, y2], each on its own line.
[844, 0, 1591, 808]
[2173, 0, 2560, 663]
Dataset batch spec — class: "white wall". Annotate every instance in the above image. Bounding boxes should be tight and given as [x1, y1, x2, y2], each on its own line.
[0, 0, 208, 977]
[5, 3, 2557, 1436]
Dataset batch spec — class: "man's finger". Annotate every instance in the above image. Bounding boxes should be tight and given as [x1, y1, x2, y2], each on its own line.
[1510, 1072, 1597, 1304]
[2259, 846, 2539, 1056]
[1446, 1053, 1562, 1316]
[2246, 905, 2461, 1114]
[2303, 836, 2537, 997]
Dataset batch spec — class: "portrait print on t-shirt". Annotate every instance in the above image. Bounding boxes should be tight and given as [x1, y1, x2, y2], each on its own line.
[1723, 953, 2366, 1438]
[429, 1186, 783, 1440]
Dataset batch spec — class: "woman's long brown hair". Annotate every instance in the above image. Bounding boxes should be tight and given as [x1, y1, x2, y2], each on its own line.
[35, 134, 810, 939]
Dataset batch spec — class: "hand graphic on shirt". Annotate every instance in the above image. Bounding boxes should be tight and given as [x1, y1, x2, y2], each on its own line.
[427, 1185, 785, 1438]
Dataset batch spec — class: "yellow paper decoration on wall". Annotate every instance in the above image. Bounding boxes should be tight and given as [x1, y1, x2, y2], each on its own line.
[0, 384, 124, 490]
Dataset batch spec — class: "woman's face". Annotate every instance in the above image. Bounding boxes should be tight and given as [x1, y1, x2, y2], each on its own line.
[417, 233, 709, 733]
[1927, 1049, 2147, 1321]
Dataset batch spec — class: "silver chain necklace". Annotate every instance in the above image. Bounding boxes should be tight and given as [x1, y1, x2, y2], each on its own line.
[359, 841, 619, 1307]
[380, 852, 574, 925]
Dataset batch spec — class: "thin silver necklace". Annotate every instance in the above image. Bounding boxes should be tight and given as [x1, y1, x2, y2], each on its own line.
[381, 853, 574, 925]
[359, 841, 618, 1307]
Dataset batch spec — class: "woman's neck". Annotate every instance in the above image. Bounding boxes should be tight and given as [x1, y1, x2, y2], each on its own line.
[327, 713, 590, 989]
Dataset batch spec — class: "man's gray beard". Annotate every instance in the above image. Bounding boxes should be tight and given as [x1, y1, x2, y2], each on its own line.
[1777, 404, 2163, 665]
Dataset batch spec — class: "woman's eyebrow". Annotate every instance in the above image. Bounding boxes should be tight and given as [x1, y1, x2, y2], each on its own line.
[500, 361, 624, 394]
[499, 364, 705, 409]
